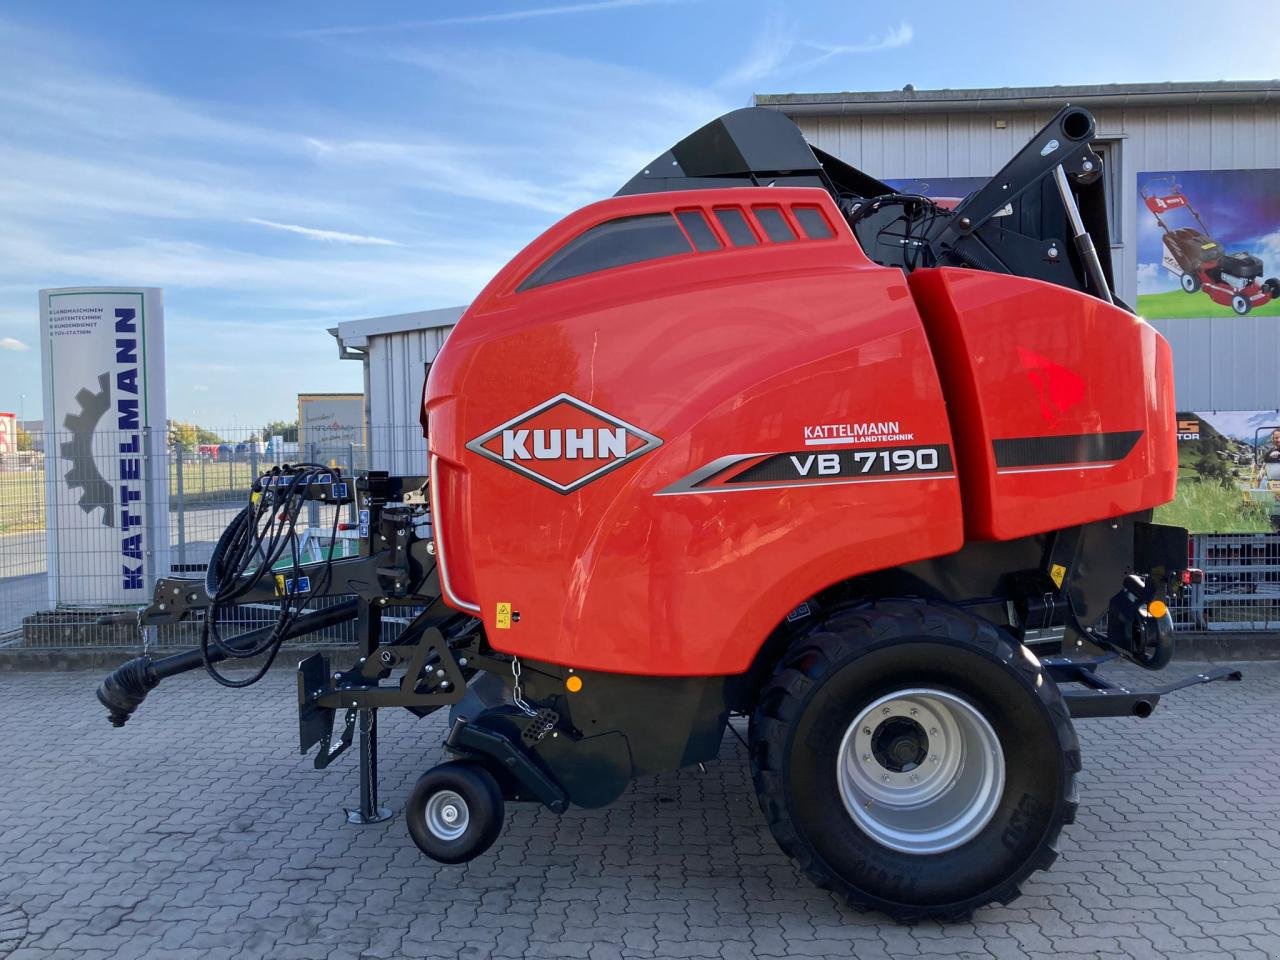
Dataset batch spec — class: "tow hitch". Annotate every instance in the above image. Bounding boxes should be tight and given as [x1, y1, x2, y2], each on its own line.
[1044, 654, 1242, 719]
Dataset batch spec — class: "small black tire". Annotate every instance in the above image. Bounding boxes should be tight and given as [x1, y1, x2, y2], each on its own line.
[406, 760, 505, 864]
[1180, 271, 1201, 293]
[1232, 293, 1251, 315]
[1263, 278, 1280, 301]
[750, 600, 1079, 922]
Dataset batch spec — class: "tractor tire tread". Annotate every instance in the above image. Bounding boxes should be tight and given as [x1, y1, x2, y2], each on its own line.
[749, 599, 1079, 922]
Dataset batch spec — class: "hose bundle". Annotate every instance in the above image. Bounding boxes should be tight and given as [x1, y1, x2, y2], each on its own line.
[200, 464, 345, 687]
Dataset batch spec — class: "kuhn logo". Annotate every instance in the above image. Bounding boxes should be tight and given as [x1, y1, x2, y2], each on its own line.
[466, 394, 661, 494]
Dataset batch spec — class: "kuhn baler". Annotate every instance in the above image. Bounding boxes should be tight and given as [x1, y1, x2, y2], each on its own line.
[98, 105, 1241, 921]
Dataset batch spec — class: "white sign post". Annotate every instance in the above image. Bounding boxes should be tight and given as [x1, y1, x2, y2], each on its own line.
[39, 287, 168, 607]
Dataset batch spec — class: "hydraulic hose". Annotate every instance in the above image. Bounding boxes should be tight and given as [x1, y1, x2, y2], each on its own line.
[96, 598, 359, 726]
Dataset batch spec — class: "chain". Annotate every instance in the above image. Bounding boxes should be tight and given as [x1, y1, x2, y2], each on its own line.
[510, 657, 537, 717]
[136, 608, 150, 656]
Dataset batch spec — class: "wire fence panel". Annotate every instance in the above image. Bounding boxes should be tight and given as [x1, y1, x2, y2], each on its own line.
[2, 425, 424, 648]
[5, 426, 1280, 648]
[1168, 533, 1280, 631]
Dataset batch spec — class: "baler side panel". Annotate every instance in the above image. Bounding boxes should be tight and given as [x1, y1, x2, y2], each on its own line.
[908, 267, 1177, 541]
[427, 188, 965, 676]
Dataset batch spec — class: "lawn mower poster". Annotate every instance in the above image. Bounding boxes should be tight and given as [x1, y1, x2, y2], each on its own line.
[1137, 168, 1280, 317]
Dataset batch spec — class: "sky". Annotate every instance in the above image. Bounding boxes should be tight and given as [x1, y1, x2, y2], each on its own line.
[0, 0, 1275, 429]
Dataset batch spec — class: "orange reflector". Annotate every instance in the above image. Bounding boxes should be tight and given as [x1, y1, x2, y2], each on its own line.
[565, 675, 583, 693]
[1148, 600, 1168, 619]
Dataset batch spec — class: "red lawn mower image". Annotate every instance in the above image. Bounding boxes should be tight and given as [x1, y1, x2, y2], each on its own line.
[1142, 176, 1280, 315]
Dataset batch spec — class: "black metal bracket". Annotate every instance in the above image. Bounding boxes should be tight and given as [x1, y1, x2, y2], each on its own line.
[1044, 654, 1242, 719]
[445, 717, 569, 813]
[317, 624, 469, 710]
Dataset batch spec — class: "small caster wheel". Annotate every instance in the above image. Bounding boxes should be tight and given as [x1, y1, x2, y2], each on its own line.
[1231, 293, 1251, 316]
[406, 760, 504, 864]
[1180, 271, 1201, 293]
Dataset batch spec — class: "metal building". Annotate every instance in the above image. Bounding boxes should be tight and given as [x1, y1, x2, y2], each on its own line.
[755, 81, 1280, 410]
[332, 306, 464, 475]
[333, 82, 1279, 445]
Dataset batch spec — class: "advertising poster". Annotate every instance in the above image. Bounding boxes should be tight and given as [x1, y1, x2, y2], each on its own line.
[39, 287, 168, 606]
[1157, 410, 1280, 533]
[298, 393, 365, 462]
[1136, 168, 1280, 319]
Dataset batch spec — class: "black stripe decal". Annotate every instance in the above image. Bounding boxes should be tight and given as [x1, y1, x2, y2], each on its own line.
[993, 430, 1142, 469]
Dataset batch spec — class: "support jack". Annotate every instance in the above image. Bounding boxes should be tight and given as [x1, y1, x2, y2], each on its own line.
[344, 707, 392, 825]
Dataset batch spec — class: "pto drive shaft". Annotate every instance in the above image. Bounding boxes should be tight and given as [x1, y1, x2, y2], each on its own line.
[96, 598, 360, 727]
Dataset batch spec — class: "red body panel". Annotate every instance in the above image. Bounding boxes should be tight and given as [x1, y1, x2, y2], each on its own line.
[427, 188, 964, 675]
[426, 189, 1177, 675]
[908, 268, 1177, 541]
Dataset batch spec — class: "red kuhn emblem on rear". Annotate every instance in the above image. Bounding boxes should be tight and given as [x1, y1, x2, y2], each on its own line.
[466, 394, 662, 494]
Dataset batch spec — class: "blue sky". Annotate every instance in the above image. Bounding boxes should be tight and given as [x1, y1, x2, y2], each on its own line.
[0, 0, 1275, 428]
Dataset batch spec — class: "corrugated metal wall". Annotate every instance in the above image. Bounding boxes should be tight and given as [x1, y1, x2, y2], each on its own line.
[792, 103, 1280, 409]
[365, 325, 452, 476]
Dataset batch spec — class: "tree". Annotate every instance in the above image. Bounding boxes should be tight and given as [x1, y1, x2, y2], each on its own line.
[169, 421, 222, 449]
[1192, 451, 1233, 486]
[15, 425, 33, 451]
[261, 419, 298, 443]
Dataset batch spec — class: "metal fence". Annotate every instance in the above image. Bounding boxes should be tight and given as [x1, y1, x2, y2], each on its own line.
[1, 425, 418, 648]
[4, 427, 1279, 648]
[1169, 533, 1280, 631]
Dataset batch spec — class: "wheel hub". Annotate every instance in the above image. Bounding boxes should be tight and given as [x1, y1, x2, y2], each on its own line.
[424, 789, 470, 841]
[837, 688, 1005, 855]
[871, 716, 928, 772]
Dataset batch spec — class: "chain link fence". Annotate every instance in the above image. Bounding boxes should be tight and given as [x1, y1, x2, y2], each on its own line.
[0, 425, 416, 649]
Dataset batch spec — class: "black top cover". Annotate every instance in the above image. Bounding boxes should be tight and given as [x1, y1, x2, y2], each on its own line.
[616, 107, 890, 199]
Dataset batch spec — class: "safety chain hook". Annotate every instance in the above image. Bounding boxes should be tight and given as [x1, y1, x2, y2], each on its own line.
[510, 657, 538, 717]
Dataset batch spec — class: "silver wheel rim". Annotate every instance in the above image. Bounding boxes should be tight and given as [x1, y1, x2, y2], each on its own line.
[424, 789, 469, 841]
[837, 688, 1005, 855]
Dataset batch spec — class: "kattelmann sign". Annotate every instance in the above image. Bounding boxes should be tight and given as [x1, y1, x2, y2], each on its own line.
[39, 287, 168, 607]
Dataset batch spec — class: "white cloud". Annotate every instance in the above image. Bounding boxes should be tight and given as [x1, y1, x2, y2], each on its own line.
[718, 19, 914, 89]
[246, 219, 401, 246]
[1254, 229, 1280, 277]
[800, 23, 914, 68]
[300, 0, 694, 36]
[0, 336, 28, 351]
[716, 13, 796, 88]
[1136, 261, 1164, 291]
[0, 14, 737, 422]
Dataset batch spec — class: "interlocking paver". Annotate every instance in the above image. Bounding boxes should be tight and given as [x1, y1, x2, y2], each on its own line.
[0, 662, 1278, 959]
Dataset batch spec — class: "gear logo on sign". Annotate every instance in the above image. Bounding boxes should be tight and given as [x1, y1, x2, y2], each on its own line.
[466, 394, 661, 494]
[61, 372, 115, 527]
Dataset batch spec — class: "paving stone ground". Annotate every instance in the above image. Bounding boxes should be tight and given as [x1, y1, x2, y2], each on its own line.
[1, 661, 1278, 960]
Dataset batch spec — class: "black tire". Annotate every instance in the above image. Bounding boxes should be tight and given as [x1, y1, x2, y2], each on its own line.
[406, 760, 505, 864]
[1180, 271, 1201, 293]
[1263, 278, 1280, 301]
[1232, 293, 1251, 315]
[750, 600, 1079, 922]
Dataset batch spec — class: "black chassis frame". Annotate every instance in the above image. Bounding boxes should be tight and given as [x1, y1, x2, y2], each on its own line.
[100, 472, 1240, 819]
